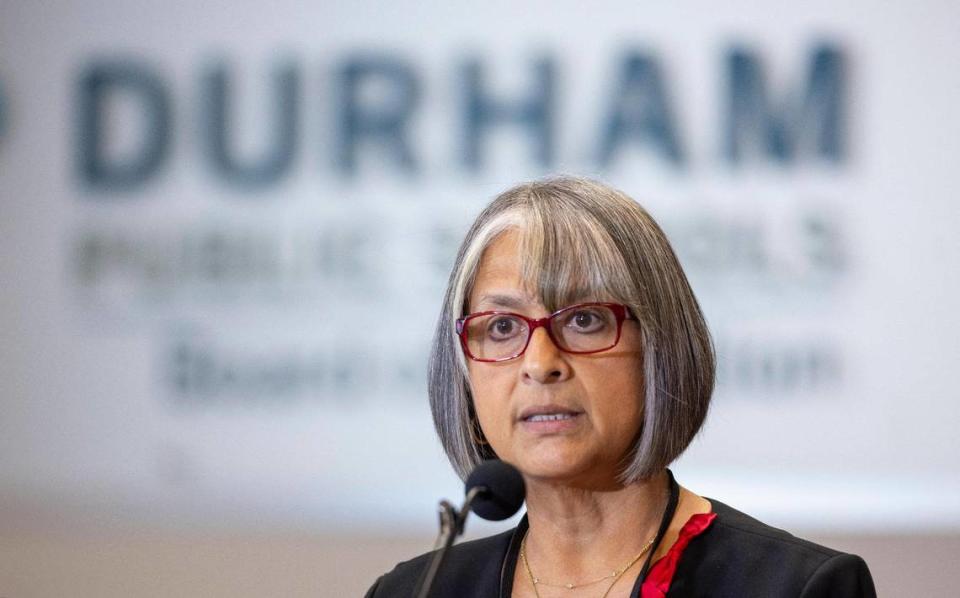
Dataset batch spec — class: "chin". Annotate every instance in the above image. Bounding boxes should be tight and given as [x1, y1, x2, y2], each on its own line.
[515, 453, 597, 483]
[509, 448, 626, 489]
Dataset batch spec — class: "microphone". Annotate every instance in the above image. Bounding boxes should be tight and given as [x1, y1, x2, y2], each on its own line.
[414, 460, 525, 598]
[466, 459, 526, 521]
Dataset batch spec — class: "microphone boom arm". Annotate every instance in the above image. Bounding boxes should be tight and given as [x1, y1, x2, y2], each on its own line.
[415, 486, 485, 598]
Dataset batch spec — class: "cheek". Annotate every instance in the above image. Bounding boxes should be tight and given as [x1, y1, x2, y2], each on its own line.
[466, 365, 513, 438]
[588, 361, 646, 430]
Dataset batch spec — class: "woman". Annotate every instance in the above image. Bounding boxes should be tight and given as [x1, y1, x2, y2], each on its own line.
[367, 177, 876, 597]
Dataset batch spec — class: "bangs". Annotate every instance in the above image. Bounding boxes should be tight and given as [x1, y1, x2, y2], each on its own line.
[516, 200, 637, 312]
[452, 185, 648, 322]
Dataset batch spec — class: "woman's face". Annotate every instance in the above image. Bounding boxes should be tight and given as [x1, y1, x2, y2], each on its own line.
[466, 230, 645, 488]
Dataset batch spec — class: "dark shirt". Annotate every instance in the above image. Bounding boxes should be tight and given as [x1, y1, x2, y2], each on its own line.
[365, 499, 877, 597]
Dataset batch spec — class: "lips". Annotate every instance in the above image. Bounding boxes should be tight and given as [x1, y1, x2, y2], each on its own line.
[526, 413, 576, 422]
[519, 404, 583, 422]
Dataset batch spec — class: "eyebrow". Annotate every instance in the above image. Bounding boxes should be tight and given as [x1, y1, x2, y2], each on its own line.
[474, 293, 532, 311]
[474, 290, 598, 312]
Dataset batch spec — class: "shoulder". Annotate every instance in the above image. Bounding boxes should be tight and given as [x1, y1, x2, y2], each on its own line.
[365, 527, 515, 598]
[668, 499, 876, 597]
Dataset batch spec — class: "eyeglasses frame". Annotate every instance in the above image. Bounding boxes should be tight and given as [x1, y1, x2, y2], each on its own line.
[455, 302, 632, 363]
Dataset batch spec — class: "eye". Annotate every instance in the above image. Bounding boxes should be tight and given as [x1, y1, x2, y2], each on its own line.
[563, 308, 610, 333]
[487, 315, 524, 341]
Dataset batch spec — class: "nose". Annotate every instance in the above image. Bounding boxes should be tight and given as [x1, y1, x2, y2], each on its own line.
[520, 327, 572, 383]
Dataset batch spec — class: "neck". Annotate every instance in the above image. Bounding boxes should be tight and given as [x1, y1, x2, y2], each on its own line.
[521, 469, 670, 583]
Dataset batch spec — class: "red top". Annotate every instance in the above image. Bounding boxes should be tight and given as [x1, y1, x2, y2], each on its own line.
[641, 512, 717, 597]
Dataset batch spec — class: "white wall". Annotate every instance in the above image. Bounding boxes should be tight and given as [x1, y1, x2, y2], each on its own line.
[0, 1, 958, 540]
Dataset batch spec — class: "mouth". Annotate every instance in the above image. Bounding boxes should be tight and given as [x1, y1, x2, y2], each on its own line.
[524, 412, 579, 422]
[518, 405, 584, 432]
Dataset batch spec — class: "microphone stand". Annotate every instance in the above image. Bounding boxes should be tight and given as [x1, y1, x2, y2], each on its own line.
[413, 486, 484, 598]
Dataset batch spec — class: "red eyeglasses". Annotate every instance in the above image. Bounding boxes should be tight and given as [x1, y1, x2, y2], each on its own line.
[456, 302, 632, 362]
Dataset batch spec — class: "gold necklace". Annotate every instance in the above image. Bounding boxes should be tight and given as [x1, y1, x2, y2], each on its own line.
[519, 534, 655, 597]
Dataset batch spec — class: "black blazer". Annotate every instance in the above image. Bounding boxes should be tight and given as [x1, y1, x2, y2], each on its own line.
[366, 499, 877, 597]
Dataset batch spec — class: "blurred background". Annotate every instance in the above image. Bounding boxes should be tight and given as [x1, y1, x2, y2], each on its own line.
[1, 1, 958, 595]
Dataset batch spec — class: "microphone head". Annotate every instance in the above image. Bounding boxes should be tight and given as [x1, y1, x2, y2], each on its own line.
[465, 460, 525, 521]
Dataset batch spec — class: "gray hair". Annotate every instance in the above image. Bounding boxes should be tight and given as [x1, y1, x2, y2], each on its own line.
[428, 176, 714, 483]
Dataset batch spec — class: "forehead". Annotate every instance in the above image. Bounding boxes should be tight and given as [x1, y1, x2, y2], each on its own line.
[468, 230, 598, 312]
[469, 231, 528, 309]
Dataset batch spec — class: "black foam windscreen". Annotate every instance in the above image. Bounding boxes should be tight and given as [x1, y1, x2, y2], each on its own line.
[465, 460, 525, 521]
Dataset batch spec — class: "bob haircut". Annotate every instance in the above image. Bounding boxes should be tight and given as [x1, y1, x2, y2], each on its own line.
[428, 176, 714, 484]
